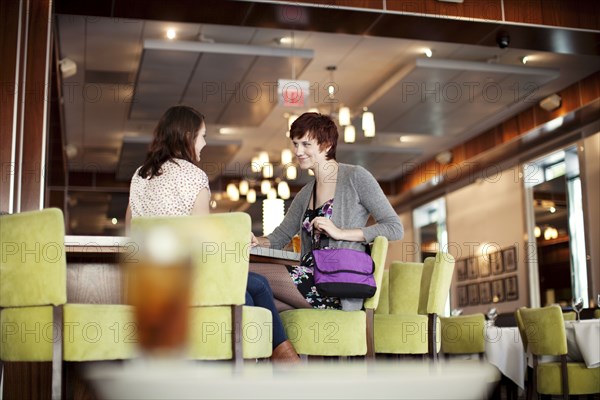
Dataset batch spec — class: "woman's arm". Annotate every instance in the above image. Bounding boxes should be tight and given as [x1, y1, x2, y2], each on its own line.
[190, 187, 210, 215]
[125, 204, 132, 234]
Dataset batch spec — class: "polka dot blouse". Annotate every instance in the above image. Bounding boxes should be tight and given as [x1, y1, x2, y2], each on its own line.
[129, 159, 210, 217]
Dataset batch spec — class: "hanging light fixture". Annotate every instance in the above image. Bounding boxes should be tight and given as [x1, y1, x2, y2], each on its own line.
[338, 106, 351, 126]
[267, 188, 278, 200]
[263, 163, 274, 178]
[226, 183, 240, 201]
[281, 149, 293, 165]
[247, 189, 257, 204]
[258, 151, 270, 165]
[286, 165, 297, 180]
[261, 180, 271, 194]
[277, 181, 290, 200]
[362, 107, 375, 137]
[251, 157, 261, 173]
[239, 180, 249, 195]
[344, 125, 356, 143]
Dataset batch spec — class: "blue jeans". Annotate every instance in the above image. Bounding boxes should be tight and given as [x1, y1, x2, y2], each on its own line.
[246, 272, 287, 349]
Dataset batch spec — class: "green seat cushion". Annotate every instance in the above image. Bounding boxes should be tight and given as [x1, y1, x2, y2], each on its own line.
[440, 314, 486, 354]
[187, 305, 272, 360]
[0, 306, 53, 361]
[374, 314, 441, 354]
[63, 304, 137, 361]
[537, 362, 600, 395]
[0, 208, 66, 307]
[280, 309, 367, 356]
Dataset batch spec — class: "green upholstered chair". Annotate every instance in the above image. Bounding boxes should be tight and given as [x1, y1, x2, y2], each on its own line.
[279, 236, 388, 358]
[519, 305, 600, 399]
[440, 313, 486, 358]
[0, 209, 135, 400]
[374, 253, 455, 359]
[374, 269, 389, 315]
[595, 309, 600, 319]
[131, 213, 272, 363]
[562, 311, 576, 321]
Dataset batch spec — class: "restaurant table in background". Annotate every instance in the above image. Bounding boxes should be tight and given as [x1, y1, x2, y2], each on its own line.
[564, 319, 599, 368]
[86, 360, 499, 400]
[484, 326, 526, 389]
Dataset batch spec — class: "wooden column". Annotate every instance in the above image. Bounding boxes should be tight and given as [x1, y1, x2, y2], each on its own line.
[0, 0, 53, 213]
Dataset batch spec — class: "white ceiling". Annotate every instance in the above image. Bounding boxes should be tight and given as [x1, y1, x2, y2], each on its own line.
[56, 14, 600, 234]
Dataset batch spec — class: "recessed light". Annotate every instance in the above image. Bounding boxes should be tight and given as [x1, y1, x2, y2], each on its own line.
[277, 36, 293, 45]
[111, 218, 118, 225]
[219, 127, 236, 135]
[424, 48, 433, 58]
[521, 56, 530, 64]
[166, 28, 176, 40]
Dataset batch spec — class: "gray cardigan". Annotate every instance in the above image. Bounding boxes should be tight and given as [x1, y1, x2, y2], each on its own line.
[267, 163, 403, 257]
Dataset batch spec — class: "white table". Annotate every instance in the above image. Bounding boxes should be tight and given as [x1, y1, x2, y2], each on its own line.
[564, 319, 599, 368]
[86, 360, 500, 400]
[484, 326, 526, 389]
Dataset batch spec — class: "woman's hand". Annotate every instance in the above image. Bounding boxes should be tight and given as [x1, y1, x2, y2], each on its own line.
[250, 232, 271, 247]
[311, 217, 366, 242]
[250, 232, 259, 247]
[311, 217, 343, 240]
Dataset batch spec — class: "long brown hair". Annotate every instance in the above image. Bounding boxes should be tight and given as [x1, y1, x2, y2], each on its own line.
[138, 105, 205, 179]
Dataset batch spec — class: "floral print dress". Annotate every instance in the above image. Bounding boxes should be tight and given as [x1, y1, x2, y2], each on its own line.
[285, 198, 342, 310]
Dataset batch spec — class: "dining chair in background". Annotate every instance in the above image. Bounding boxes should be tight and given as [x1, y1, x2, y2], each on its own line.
[519, 305, 600, 399]
[0, 209, 135, 400]
[279, 236, 388, 358]
[131, 213, 272, 364]
[374, 253, 455, 360]
[440, 313, 486, 359]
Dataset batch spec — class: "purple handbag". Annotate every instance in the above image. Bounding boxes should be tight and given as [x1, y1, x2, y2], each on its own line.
[312, 247, 376, 298]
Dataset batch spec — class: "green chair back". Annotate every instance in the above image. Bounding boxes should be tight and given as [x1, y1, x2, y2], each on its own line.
[418, 253, 455, 315]
[131, 212, 251, 306]
[562, 311, 576, 321]
[440, 313, 486, 354]
[364, 236, 389, 311]
[514, 308, 528, 351]
[375, 270, 390, 315]
[389, 261, 423, 315]
[519, 305, 567, 356]
[0, 208, 67, 307]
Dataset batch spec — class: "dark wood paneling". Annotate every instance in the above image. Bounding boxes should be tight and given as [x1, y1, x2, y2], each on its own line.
[20, 0, 52, 211]
[0, 0, 21, 212]
[3, 362, 52, 400]
[387, 0, 502, 21]
[575, 0, 600, 30]
[503, 0, 543, 25]
[579, 71, 600, 105]
[518, 107, 536, 134]
[501, 117, 520, 143]
[293, 0, 384, 10]
[540, 0, 579, 29]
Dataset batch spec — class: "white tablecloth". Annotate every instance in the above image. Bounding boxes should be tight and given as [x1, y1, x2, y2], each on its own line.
[565, 319, 600, 368]
[484, 327, 526, 389]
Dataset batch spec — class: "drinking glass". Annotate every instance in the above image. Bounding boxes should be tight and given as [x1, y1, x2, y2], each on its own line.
[487, 308, 498, 326]
[571, 297, 584, 322]
[597, 293, 600, 309]
[125, 225, 193, 357]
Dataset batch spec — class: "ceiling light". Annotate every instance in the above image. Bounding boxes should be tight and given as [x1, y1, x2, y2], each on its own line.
[344, 125, 356, 143]
[424, 48, 433, 58]
[219, 127, 236, 135]
[261, 180, 271, 194]
[362, 109, 375, 137]
[209, 200, 217, 209]
[226, 183, 239, 201]
[549, 207, 556, 213]
[277, 36, 293, 45]
[247, 189, 256, 204]
[281, 149, 293, 165]
[539, 94, 562, 112]
[263, 163, 273, 178]
[534, 226, 541, 238]
[267, 188, 278, 200]
[286, 165, 297, 180]
[277, 181, 291, 200]
[59, 58, 77, 78]
[258, 151, 270, 165]
[166, 28, 176, 40]
[111, 218, 118, 225]
[239, 180, 249, 195]
[521, 56, 530, 64]
[251, 157, 261, 173]
[339, 106, 351, 126]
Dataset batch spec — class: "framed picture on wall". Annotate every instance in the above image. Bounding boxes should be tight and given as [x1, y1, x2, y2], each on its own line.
[457, 285, 468, 307]
[489, 251, 503, 275]
[456, 259, 467, 281]
[468, 284, 480, 305]
[492, 279, 505, 303]
[505, 275, 519, 301]
[479, 281, 492, 304]
[503, 247, 517, 272]
[467, 257, 479, 279]
[479, 255, 491, 277]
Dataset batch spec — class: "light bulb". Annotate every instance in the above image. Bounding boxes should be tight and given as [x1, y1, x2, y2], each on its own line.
[344, 125, 356, 143]
[286, 165, 297, 180]
[277, 181, 290, 200]
[339, 107, 351, 126]
[281, 149, 293, 165]
[166, 28, 176, 40]
[261, 180, 271, 194]
[246, 189, 256, 204]
[263, 163, 273, 178]
[239, 180, 249, 195]
[362, 111, 375, 137]
[251, 157, 261, 173]
[226, 183, 239, 201]
[267, 188, 278, 200]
